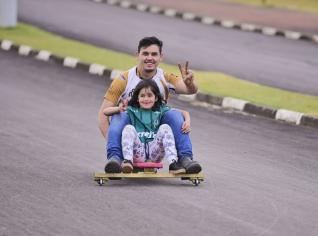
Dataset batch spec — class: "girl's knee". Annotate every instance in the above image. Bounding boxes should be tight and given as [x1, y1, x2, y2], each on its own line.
[158, 124, 173, 135]
[159, 124, 172, 131]
[123, 124, 136, 133]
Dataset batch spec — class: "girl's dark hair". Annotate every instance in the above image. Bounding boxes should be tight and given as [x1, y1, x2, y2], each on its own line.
[128, 80, 165, 111]
[138, 36, 163, 54]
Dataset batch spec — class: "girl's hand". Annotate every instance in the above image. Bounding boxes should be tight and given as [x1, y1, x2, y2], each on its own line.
[119, 99, 128, 112]
[181, 120, 191, 133]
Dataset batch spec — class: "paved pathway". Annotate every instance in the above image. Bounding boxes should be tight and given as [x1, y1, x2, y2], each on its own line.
[128, 0, 318, 34]
[18, 0, 318, 95]
[1, 49, 318, 236]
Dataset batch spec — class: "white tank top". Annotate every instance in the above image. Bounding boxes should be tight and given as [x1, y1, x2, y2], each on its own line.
[120, 67, 169, 101]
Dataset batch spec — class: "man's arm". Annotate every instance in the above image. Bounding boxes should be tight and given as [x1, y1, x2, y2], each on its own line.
[103, 106, 121, 116]
[98, 73, 128, 138]
[98, 99, 115, 138]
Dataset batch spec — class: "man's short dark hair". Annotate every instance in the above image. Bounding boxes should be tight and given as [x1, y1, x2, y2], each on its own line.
[138, 36, 163, 53]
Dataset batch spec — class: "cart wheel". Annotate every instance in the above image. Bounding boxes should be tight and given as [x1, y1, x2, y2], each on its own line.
[98, 179, 104, 186]
[192, 179, 200, 186]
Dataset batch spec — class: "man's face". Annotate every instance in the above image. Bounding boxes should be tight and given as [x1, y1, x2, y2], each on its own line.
[137, 45, 162, 74]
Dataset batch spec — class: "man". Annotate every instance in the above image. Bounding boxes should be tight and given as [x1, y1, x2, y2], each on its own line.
[98, 36, 202, 174]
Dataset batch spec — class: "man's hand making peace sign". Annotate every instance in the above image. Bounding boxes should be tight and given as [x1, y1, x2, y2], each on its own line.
[177, 61, 198, 94]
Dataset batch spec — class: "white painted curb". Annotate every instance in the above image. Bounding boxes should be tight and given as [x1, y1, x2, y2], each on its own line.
[284, 31, 301, 40]
[36, 50, 51, 61]
[178, 94, 197, 102]
[222, 97, 247, 111]
[136, 3, 148, 11]
[275, 109, 303, 125]
[120, 1, 131, 8]
[164, 9, 177, 17]
[201, 17, 215, 25]
[89, 64, 106, 76]
[91, 0, 318, 45]
[63, 57, 79, 68]
[1, 40, 12, 50]
[149, 6, 161, 14]
[312, 35, 318, 43]
[182, 12, 196, 21]
[262, 27, 277, 36]
[241, 24, 257, 31]
[107, 0, 119, 5]
[2, 37, 317, 128]
[221, 20, 235, 28]
[18, 45, 32, 56]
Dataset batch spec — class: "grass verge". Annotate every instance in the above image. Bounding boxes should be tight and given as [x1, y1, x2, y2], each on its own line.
[1, 23, 318, 116]
[227, 0, 318, 14]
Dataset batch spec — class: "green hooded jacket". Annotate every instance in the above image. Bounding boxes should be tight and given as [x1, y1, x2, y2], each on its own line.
[126, 105, 170, 143]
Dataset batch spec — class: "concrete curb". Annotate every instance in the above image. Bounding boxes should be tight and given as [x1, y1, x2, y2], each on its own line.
[195, 93, 317, 128]
[1, 38, 317, 129]
[91, 0, 318, 45]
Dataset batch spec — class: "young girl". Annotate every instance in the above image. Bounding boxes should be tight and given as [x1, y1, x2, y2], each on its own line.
[103, 79, 191, 174]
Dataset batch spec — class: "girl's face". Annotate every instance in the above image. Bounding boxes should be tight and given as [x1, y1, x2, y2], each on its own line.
[138, 87, 157, 109]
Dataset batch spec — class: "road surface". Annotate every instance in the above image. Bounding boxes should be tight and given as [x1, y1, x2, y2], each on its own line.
[18, 0, 318, 96]
[1, 50, 318, 235]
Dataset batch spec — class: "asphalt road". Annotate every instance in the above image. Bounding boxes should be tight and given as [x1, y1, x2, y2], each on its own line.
[18, 0, 318, 96]
[1, 50, 318, 236]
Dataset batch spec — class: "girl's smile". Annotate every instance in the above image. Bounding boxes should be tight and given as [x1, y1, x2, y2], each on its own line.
[138, 87, 158, 109]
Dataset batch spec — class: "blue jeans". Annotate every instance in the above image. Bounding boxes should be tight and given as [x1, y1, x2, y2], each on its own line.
[106, 110, 193, 160]
[106, 112, 130, 160]
[160, 109, 193, 159]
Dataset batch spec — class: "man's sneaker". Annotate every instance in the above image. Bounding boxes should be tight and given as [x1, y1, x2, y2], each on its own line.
[179, 157, 202, 174]
[169, 161, 186, 174]
[122, 159, 133, 173]
[105, 157, 122, 173]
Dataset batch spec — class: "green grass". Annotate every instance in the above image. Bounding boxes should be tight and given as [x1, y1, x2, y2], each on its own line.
[0, 23, 137, 69]
[197, 72, 318, 116]
[1, 23, 318, 116]
[227, 0, 318, 14]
